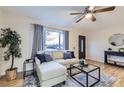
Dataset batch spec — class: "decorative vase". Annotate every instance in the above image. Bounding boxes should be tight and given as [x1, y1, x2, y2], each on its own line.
[79, 60, 84, 65]
[5, 67, 17, 81]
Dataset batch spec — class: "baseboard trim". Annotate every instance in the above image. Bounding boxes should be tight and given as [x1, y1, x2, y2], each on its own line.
[86, 59, 104, 63]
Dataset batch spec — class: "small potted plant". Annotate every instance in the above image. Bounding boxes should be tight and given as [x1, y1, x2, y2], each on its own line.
[0, 28, 22, 80]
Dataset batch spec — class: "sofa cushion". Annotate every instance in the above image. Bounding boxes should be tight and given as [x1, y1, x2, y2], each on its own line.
[36, 54, 46, 63]
[67, 51, 75, 58]
[54, 58, 79, 66]
[64, 52, 72, 59]
[44, 54, 53, 62]
[35, 57, 41, 66]
[39, 62, 66, 81]
[52, 51, 63, 59]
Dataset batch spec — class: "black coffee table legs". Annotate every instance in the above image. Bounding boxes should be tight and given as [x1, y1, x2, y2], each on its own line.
[70, 66, 100, 87]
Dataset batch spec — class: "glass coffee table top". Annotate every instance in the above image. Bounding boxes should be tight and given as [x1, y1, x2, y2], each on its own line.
[72, 63, 99, 73]
[70, 63, 100, 87]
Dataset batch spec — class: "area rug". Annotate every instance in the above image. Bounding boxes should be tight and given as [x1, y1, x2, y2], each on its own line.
[23, 72, 116, 87]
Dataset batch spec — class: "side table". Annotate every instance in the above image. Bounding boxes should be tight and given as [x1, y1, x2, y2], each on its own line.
[23, 58, 35, 79]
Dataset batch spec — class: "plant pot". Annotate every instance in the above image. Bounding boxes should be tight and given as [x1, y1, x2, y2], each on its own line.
[5, 67, 17, 81]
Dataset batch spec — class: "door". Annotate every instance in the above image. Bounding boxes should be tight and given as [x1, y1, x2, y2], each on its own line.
[79, 35, 86, 59]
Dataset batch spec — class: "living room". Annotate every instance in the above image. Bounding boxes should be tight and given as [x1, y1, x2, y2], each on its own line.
[0, 4, 124, 89]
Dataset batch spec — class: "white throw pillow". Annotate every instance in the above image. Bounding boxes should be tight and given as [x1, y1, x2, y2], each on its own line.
[52, 51, 63, 59]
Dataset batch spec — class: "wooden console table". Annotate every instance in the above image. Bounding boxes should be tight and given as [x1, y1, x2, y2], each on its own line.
[104, 51, 124, 67]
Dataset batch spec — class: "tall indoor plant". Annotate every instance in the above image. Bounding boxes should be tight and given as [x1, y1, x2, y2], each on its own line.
[0, 28, 22, 80]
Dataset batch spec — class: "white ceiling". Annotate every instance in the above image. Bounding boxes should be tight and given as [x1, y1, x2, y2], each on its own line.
[0, 6, 124, 32]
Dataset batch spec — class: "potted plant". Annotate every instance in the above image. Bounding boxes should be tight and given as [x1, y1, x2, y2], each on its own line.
[0, 28, 22, 80]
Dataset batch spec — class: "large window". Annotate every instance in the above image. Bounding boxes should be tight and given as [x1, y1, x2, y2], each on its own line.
[44, 27, 64, 50]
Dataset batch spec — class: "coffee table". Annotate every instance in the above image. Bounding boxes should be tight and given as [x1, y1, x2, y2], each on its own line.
[69, 63, 100, 87]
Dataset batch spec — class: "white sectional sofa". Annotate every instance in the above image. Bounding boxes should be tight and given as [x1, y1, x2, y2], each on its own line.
[35, 57, 67, 87]
[35, 50, 80, 87]
[36, 50, 80, 68]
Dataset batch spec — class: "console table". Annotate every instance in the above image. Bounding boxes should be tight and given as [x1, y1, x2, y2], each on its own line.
[104, 51, 124, 67]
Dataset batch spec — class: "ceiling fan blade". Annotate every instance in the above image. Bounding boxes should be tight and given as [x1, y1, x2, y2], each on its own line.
[93, 6, 115, 13]
[70, 13, 84, 15]
[64, 15, 82, 27]
[76, 15, 85, 23]
[91, 15, 96, 22]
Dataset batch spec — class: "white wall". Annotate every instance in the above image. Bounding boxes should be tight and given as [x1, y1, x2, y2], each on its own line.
[0, 11, 85, 75]
[0, 9, 3, 77]
[0, 10, 3, 26]
[0, 11, 38, 75]
[69, 30, 86, 58]
[86, 25, 124, 62]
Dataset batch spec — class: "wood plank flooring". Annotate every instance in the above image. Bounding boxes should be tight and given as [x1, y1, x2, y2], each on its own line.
[0, 72, 24, 87]
[0, 59, 124, 87]
[87, 59, 124, 87]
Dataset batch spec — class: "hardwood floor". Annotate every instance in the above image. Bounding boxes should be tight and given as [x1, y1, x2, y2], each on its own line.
[0, 72, 24, 87]
[87, 59, 124, 87]
[0, 60, 124, 87]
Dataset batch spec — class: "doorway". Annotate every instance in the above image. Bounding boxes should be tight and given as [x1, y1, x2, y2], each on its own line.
[79, 35, 86, 59]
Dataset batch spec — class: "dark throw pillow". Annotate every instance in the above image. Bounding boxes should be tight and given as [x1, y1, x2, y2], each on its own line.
[44, 54, 53, 62]
[36, 54, 46, 64]
[67, 51, 75, 58]
[64, 52, 72, 59]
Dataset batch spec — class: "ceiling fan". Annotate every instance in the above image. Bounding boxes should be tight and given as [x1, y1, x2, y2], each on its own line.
[70, 6, 115, 23]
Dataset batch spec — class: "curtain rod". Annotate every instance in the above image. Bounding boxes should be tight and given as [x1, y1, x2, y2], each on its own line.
[30, 23, 68, 31]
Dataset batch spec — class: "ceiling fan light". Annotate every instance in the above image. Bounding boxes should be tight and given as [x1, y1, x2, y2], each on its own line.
[85, 13, 92, 19]
[89, 6, 95, 10]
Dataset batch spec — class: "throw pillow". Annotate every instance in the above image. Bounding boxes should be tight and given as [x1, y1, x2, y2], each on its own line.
[44, 54, 53, 62]
[67, 51, 75, 58]
[64, 52, 72, 59]
[36, 53, 46, 64]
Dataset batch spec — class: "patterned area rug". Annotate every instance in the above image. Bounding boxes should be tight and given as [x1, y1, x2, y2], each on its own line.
[23, 72, 116, 87]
